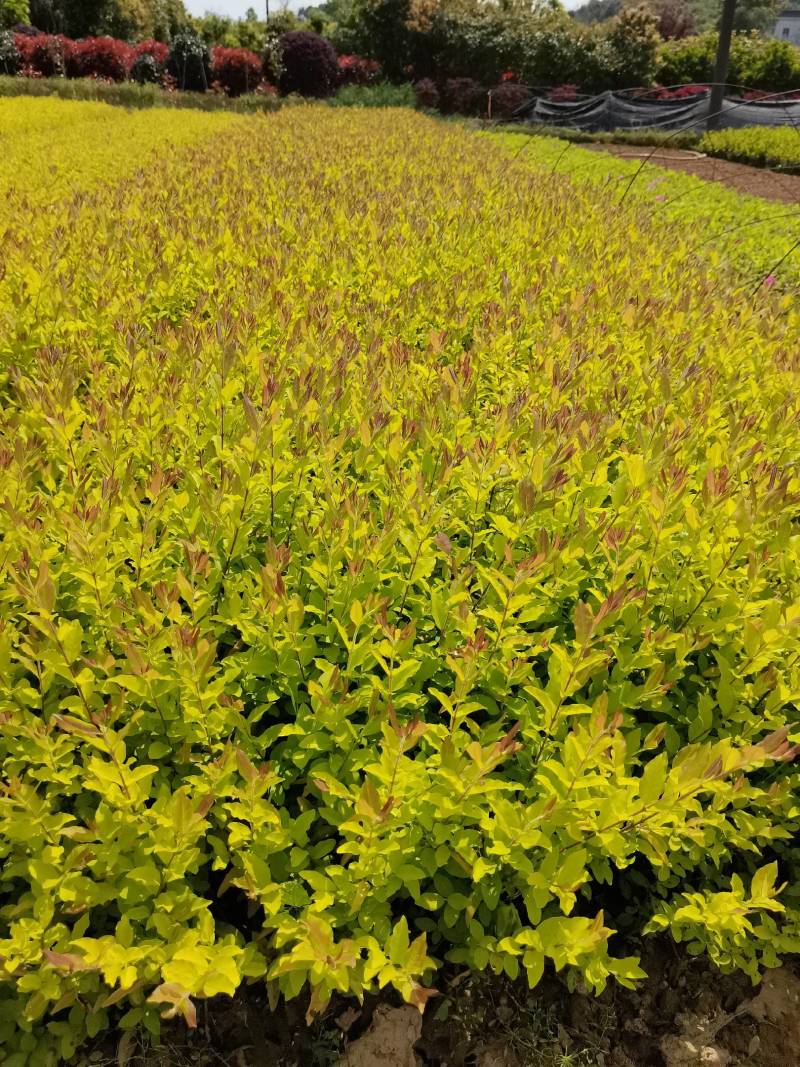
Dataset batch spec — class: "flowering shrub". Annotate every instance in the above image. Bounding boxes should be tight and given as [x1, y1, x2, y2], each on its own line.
[66, 37, 132, 83]
[338, 53, 381, 86]
[167, 31, 212, 92]
[129, 52, 157, 84]
[0, 27, 18, 74]
[277, 30, 339, 97]
[211, 46, 261, 96]
[262, 33, 283, 86]
[128, 41, 168, 85]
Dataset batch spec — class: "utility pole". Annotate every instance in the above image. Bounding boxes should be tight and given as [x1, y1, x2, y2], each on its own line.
[707, 0, 737, 130]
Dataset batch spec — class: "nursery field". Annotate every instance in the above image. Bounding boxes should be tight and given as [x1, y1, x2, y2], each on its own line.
[1, 100, 800, 1065]
[495, 126, 800, 288]
[700, 125, 800, 172]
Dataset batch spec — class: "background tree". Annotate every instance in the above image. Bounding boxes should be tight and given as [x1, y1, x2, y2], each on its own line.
[604, 2, 661, 82]
[28, 0, 188, 39]
[190, 11, 240, 45]
[0, 0, 29, 29]
[238, 7, 266, 50]
[650, 0, 696, 38]
[571, 0, 622, 24]
[690, 0, 782, 31]
[573, 0, 781, 34]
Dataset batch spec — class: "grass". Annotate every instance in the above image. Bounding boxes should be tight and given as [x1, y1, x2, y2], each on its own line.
[491, 127, 800, 288]
[494, 121, 703, 150]
[494, 119, 800, 173]
[0, 74, 416, 112]
[329, 81, 416, 108]
[0, 74, 283, 111]
[434, 972, 608, 1066]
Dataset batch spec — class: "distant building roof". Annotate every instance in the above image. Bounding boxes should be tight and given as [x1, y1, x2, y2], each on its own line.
[777, 8, 800, 14]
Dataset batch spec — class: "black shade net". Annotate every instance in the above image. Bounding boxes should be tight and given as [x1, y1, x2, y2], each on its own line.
[512, 89, 800, 131]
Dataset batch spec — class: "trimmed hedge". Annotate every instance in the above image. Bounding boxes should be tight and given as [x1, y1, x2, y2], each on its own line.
[277, 30, 339, 97]
[211, 46, 262, 97]
[65, 37, 131, 82]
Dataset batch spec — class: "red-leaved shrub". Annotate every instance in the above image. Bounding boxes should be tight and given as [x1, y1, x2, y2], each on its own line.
[66, 37, 132, 82]
[211, 46, 262, 96]
[132, 39, 169, 66]
[413, 78, 439, 109]
[440, 77, 483, 115]
[338, 54, 380, 86]
[488, 82, 532, 118]
[742, 88, 800, 100]
[130, 40, 168, 84]
[647, 83, 708, 99]
[548, 83, 580, 101]
[15, 33, 73, 77]
[277, 30, 339, 97]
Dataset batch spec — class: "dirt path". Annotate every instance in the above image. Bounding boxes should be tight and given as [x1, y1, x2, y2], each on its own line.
[588, 143, 800, 204]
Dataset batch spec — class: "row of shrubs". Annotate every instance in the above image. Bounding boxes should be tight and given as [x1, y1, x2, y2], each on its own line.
[2, 22, 799, 105]
[343, 0, 800, 96]
[417, 27, 800, 113]
[0, 28, 381, 98]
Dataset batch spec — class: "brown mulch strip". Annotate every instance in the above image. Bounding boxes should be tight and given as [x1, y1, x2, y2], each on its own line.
[587, 143, 800, 205]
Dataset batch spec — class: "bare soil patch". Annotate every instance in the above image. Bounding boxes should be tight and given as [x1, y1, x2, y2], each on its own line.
[587, 144, 800, 204]
[81, 945, 800, 1067]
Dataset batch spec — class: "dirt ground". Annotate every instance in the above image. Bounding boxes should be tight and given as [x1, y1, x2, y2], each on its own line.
[586, 144, 800, 205]
[82, 945, 800, 1067]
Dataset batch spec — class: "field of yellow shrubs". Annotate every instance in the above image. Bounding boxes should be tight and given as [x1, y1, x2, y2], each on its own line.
[0, 100, 798, 1064]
